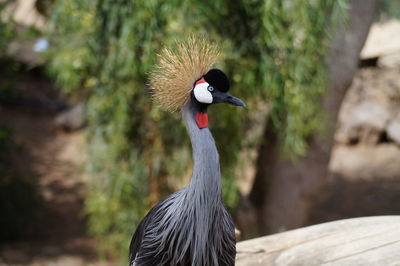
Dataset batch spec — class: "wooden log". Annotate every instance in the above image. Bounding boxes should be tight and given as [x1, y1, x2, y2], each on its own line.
[236, 216, 400, 265]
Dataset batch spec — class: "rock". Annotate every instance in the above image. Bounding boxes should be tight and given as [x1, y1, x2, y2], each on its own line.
[336, 101, 390, 144]
[330, 144, 400, 180]
[54, 103, 86, 132]
[335, 68, 400, 145]
[3, 0, 47, 31]
[378, 52, 400, 68]
[387, 114, 400, 145]
[7, 39, 45, 65]
[361, 19, 400, 59]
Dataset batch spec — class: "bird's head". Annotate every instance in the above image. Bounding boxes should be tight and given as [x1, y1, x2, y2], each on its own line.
[192, 69, 245, 107]
[149, 36, 245, 129]
[191, 69, 245, 128]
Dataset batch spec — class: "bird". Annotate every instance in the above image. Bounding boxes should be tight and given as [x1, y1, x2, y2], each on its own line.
[129, 36, 245, 266]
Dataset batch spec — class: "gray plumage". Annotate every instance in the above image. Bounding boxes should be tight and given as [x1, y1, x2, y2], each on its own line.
[129, 99, 236, 266]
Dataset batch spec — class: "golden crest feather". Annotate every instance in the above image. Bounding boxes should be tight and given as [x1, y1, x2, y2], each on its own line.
[149, 35, 221, 111]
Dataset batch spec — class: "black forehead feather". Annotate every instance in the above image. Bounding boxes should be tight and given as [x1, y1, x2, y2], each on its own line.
[203, 69, 230, 92]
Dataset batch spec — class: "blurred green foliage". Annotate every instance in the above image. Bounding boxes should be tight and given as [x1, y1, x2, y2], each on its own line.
[47, 0, 345, 259]
[380, 0, 400, 20]
[193, 0, 347, 156]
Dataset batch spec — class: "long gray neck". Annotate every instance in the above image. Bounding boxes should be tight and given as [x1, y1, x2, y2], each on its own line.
[182, 101, 222, 201]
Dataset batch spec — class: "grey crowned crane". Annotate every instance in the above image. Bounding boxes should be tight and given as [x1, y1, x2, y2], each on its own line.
[129, 36, 245, 266]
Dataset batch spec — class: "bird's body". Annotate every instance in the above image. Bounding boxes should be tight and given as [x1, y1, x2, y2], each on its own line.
[129, 102, 236, 266]
[129, 36, 244, 266]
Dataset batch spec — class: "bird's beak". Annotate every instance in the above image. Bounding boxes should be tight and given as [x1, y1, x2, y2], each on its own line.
[212, 91, 246, 107]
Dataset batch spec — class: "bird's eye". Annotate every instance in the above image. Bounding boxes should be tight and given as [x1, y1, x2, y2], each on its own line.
[208, 86, 214, 92]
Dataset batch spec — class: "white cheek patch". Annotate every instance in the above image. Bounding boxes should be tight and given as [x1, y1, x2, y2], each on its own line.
[193, 82, 213, 104]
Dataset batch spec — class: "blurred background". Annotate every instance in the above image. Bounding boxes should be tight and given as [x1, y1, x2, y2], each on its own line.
[1, 0, 400, 265]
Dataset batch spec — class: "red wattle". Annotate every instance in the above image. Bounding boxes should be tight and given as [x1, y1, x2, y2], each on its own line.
[196, 112, 208, 129]
[195, 77, 206, 85]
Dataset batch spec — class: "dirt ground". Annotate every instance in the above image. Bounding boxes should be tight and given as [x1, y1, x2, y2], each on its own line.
[0, 68, 113, 266]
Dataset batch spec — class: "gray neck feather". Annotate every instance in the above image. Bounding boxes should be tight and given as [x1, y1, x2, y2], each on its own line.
[181, 101, 223, 265]
[182, 101, 222, 199]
